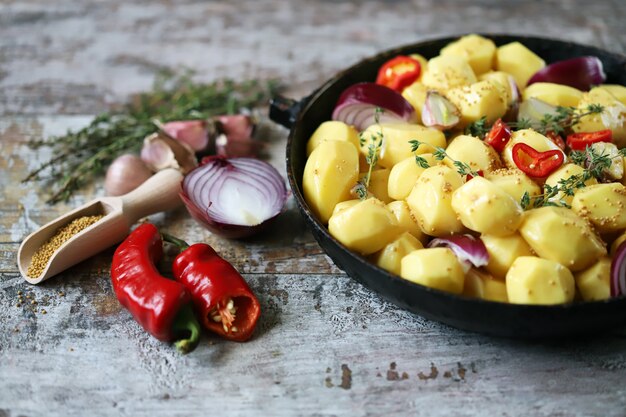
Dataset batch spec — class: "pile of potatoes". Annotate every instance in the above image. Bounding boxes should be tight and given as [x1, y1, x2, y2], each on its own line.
[302, 35, 626, 305]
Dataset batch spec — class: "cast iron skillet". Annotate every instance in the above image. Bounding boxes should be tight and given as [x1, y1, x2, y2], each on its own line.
[269, 34, 626, 338]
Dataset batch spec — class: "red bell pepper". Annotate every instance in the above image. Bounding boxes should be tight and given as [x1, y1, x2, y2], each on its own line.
[566, 129, 613, 151]
[110, 223, 201, 354]
[167, 237, 261, 342]
[484, 119, 512, 153]
[511, 143, 564, 178]
[375, 55, 421, 93]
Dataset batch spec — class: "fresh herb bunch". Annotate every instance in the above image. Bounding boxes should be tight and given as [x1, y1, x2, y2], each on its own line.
[520, 145, 626, 209]
[354, 107, 385, 199]
[408, 139, 480, 178]
[465, 104, 605, 138]
[24, 72, 281, 203]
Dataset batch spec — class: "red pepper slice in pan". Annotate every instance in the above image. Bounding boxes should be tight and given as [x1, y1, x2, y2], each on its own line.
[566, 129, 613, 151]
[546, 131, 566, 151]
[511, 143, 564, 178]
[375, 55, 422, 93]
[484, 119, 512, 153]
[110, 223, 201, 354]
[167, 237, 261, 342]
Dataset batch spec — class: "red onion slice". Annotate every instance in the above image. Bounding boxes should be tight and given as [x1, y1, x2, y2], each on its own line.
[427, 234, 489, 273]
[181, 156, 288, 239]
[610, 241, 626, 297]
[332, 82, 416, 130]
[504, 75, 521, 121]
[517, 97, 559, 127]
[421, 91, 460, 130]
[527, 56, 606, 91]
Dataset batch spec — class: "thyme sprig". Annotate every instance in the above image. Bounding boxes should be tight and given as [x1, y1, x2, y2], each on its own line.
[408, 139, 479, 178]
[354, 107, 385, 199]
[23, 72, 281, 203]
[520, 145, 626, 209]
[465, 104, 605, 138]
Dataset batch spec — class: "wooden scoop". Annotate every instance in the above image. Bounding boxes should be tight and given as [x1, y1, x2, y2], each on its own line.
[17, 168, 184, 284]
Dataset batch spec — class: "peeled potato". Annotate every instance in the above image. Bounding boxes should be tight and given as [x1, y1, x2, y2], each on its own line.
[597, 84, 626, 105]
[506, 256, 575, 305]
[400, 248, 465, 294]
[387, 154, 438, 201]
[372, 232, 424, 276]
[481, 233, 534, 280]
[496, 42, 545, 89]
[451, 176, 523, 236]
[544, 163, 597, 207]
[360, 123, 446, 168]
[519, 207, 606, 271]
[478, 71, 515, 104]
[440, 34, 496, 75]
[443, 134, 502, 173]
[360, 168, 393, 204]
[328, 198, 403, 255]
[463, 268, 508, 303]
[303, 140, 359, 224]
[522, 82, 583, 107]
[406, 165, 465, 237]
[485, 169, 541, 203]
[421, 54, 477, 92]
[402, 82, 429, 120]
[306, 121, 360, 156]
[386, 200, 425, 242]
[571, 182, 626, 233]
[446, 80, 508, 127]
[574, 257, 611, 302]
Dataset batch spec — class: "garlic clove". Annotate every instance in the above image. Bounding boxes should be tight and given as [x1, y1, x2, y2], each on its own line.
[140, 132, 198, 174]
[161, 120, 209, 152]
[214, 115, 262, 158]
[105, 154, 153, 196]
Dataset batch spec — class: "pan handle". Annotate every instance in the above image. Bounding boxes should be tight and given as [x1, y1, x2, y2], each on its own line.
[268, 95, 301, 129]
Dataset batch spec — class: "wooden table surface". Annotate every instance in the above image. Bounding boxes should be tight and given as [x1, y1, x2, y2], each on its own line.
[2, 1, 626, 416]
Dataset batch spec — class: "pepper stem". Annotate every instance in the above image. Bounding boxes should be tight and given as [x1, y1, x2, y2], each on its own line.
[171, 304, 201, 354]
[162, 233, 190, 251]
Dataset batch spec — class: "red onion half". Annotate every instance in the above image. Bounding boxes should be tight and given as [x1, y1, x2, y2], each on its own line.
[610, 241, 626, 297]
[332, 82, 417, 131]
[181, 156, 288, 239]
[527, 56, 606, 91]
[428, 234, 489, 273]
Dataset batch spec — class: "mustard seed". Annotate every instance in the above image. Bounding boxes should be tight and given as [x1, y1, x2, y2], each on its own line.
[27, 215, 103, 278]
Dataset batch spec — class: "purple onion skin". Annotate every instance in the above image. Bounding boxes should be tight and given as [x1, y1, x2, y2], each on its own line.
[526, 56, 606, 91]
[332, 82, 416, 129]
[610, 241, 626, 297]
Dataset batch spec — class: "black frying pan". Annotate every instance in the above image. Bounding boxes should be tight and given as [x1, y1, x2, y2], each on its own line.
[269, 34, 626, 338]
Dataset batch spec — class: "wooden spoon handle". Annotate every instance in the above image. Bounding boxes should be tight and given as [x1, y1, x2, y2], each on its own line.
[120, 168, 184, 223]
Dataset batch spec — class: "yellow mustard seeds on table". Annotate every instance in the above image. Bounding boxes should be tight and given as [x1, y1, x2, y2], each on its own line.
[27, 215, 103, 278]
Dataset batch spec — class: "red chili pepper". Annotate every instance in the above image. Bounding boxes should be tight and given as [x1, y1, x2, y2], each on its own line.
[566, 129, 613, 151]
[511, 143, 564, 178]
[375, 55, 422, 93]
[546, 131, 566, 151]
[465, 170, 484, 182]
[484, 119, 512, 153]
[110, 223, 201, 354]
[168, 238, 261, 342]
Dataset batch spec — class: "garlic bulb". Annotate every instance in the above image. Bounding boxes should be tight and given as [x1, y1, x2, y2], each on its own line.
[105, 154, 153, 196]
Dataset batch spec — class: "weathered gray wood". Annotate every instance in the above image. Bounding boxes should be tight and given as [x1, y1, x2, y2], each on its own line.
[2, 1, 626, 416]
